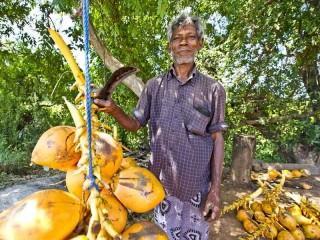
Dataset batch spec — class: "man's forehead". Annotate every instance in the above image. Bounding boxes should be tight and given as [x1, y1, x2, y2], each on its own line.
[173, 23, 197, 35]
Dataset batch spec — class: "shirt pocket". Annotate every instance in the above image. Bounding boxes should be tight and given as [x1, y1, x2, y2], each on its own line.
[185, 108, 210, 136]
[193, 94, 211, 117]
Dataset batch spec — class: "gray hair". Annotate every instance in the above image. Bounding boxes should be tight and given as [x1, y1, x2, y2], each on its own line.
[167, 12, 204, 42]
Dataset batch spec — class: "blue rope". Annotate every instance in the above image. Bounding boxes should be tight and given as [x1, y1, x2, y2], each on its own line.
[82, 0, 97, 190]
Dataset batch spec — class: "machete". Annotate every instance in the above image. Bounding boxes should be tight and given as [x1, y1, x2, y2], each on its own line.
[95, 66, 139, 100]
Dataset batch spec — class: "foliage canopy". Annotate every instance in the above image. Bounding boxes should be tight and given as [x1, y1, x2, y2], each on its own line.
[0, 0, 319, 171]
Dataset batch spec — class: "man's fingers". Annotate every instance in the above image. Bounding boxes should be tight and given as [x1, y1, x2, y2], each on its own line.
[210, 212, 217, 221]
[204, 205, 220, 222]
[93, 99, 103, 106]
[93, 99, 117, 114]
[93, 99, 111, 107]
[203, 202, 212, 216]
[210, 206, 220, 221]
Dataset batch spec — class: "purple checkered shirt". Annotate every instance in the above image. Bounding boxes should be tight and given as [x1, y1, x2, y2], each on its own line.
[133, 66, 228, 201]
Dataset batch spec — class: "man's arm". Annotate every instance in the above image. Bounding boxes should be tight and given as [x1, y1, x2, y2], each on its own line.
[210, 131, 224, 198]
[203, 131, 224, 221]
[94, 99, 141, 132]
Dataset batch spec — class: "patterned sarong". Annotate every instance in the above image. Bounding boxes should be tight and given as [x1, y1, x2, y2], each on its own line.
[154, 192, 209, 240]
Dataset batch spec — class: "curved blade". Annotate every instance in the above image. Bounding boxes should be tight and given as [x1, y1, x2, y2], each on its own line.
[96, 66, 138, 100]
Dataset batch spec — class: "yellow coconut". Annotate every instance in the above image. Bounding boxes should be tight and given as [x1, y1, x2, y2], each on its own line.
[99, 191, 127, 233]
[236, 209, 250, 222]
[66, 168, 89, 201]
[275, 221, 285, 232]
[288, 205, 312, 226]
[283, 170, 294, 180]
[264, 225, 278, 239]
[0, 189, 82, 240]
[243, 219, 258, 233]
[291, 170, 303, 178]
[120, 157, 138, 169]
[268, 168, 281, 181]
[293, 214, 313, 226]
[288, 205, 302, 215]
[279, 213, 297, 231]
[262, 200, 274, 215]
[251, 201, 263, 212]
[122, 221, 168, 240]
[94, 132, 123, 181]
[31, 126, 81, 171]
[302, 224, 320, 239]
[290, 228, 305, 240]
[112, 167, 165, 213]
[277, 230, 295, 240]
[254, 210, 266, 223]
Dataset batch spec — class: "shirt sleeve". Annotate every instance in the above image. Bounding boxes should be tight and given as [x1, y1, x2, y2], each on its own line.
[132, 80, 152, 127]
[207, 82, 228, 133]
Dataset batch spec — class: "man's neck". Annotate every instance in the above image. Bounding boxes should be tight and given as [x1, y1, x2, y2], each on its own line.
[173, 62, 195, 81]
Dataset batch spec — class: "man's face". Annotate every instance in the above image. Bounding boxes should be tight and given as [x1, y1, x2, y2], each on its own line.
[169, 23, 203, 65]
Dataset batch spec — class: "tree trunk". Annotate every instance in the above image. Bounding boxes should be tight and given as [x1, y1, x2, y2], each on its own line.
[231, 134, 256, 183]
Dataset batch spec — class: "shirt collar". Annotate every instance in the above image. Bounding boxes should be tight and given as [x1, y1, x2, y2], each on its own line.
[168, 64, 198, 86]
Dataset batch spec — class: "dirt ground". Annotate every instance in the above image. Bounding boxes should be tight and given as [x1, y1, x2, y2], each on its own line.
[210, 172, 320, 240]
[1, 169, 319, 239]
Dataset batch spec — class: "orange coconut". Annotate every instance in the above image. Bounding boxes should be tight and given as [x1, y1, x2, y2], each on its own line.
[279, 213, 297, 231]
[251, 201, 263, 212]
[66, 168, 89, 201]
[31, 126, 80, 171]
[277, 230, 295, 240]
[236, 209, 250, 222]
[122, 221, 168, 240]
[243, 219, 258, 233]
[0, 189, 82, 240]
[120, 157, 138, 169]
[112, 167, 165, 213]
[99, 191, 127, 233]
[302, 224, 320, 239]
[94, 132, 123, 181]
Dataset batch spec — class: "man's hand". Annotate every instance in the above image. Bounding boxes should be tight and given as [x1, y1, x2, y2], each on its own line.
[92, 86, 119, 114]
[203, 190, 221, 222]
[93, 98, 118, 114]
[93, 96, 141, 132]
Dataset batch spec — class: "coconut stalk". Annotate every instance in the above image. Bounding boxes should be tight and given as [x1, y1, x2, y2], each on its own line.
[49, 29, 120, 239]
[222, 187, 264, 214]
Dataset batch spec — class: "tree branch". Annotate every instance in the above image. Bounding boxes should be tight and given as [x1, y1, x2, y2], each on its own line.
[73, 7, 145, 97]
[88, 21, 144, 97]
[244, 111, 315, 126]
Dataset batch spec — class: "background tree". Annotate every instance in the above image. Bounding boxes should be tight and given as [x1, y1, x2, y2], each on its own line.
[1, 0, 319, 172]
[195, 0, 320, 163]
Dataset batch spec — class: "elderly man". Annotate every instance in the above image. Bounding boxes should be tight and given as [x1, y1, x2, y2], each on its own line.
[94, 12, 227, 240]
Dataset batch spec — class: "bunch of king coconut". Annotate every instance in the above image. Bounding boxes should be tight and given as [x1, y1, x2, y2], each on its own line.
[236, 201, 320, 240]
[0, 29, 168, 240]
[224, 170, 320, 240]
